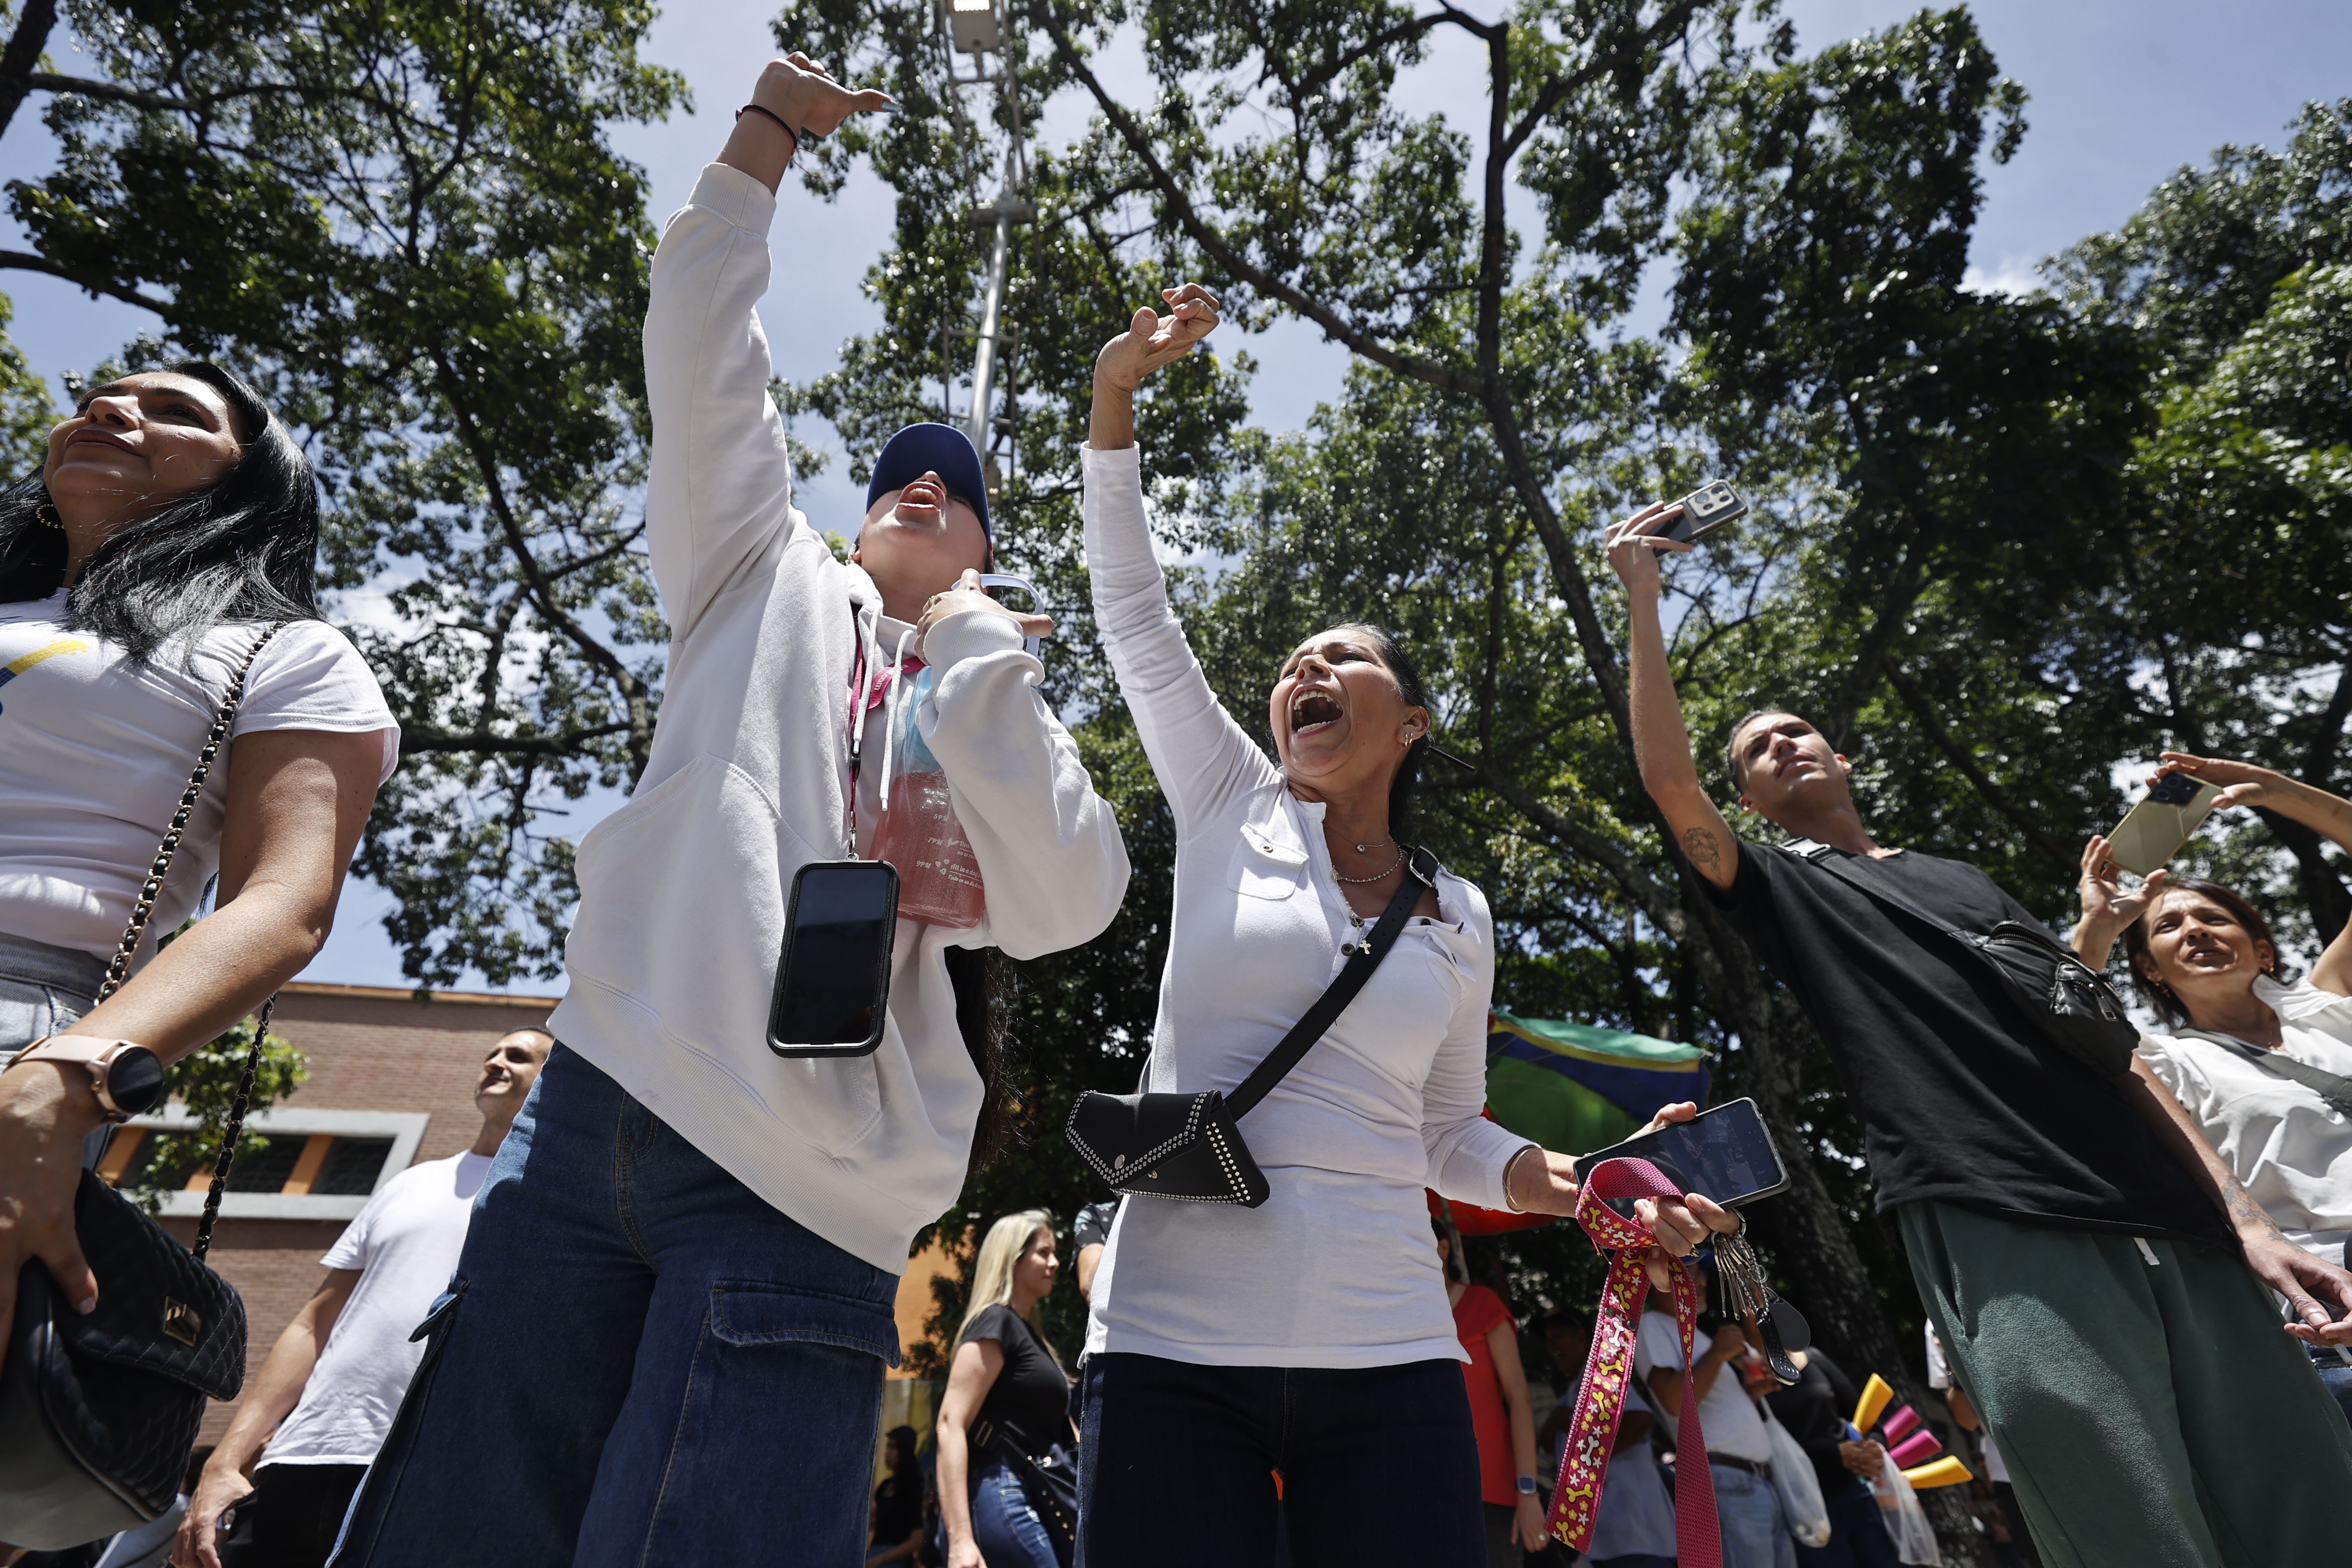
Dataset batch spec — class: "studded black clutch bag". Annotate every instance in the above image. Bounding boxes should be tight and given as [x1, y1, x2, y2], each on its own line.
[1065, 848, 1437, 1207]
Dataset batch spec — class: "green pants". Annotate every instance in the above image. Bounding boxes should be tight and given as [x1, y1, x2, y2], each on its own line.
[1900, 1202, 2351, 1568]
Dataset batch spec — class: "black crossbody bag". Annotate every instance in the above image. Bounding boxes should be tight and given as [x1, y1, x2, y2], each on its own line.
[1065, 847, 1438, 1206]
[1780, 838, 2138, 1077]
[0, 627, 282, 1550]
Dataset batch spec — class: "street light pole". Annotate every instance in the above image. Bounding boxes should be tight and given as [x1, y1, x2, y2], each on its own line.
[941, 0, 1029, 502]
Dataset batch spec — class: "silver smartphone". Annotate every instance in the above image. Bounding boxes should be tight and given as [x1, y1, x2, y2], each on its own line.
[1657, 480, 1749, 545]
[2105, 773, 2226, 877]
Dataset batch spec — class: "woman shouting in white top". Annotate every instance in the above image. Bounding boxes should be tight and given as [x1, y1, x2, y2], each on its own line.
[1075, 285, 1736, 1568]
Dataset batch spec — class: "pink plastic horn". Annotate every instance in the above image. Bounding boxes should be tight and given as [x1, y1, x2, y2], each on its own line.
[1880, 1404, 1921, 1444]
[1888, 1430, 1944, 1470]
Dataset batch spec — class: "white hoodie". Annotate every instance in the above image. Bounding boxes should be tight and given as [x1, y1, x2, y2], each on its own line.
[546, 163, 1130, 1274]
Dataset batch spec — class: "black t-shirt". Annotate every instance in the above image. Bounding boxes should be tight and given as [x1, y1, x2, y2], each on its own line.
[962, 1304, 1069, 1457]
[1765, 1347, 1862, 1502]
[872, 1472, 922, 1547]
[1713, 840, 2223, 1241]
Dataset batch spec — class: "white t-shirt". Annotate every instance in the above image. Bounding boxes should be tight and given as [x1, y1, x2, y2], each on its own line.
[1634, 1308, 1773, 1463]
[2137, 976, 2352, 1265]
[1925, 1323, 2008, 1484]
[261, 1151, 490, 1467]
[0, 594, 397, 957]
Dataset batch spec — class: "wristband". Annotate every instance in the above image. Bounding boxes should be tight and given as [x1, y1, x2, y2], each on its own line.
[734, 101, 801, 152]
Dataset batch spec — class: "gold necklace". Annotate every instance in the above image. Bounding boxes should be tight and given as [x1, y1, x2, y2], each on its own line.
[1329, 842, 1406, 884]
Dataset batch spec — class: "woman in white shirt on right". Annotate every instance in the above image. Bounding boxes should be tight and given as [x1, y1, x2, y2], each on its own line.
[2073, 750, 2352, 1421]
[1077, 287, 1733, 1568]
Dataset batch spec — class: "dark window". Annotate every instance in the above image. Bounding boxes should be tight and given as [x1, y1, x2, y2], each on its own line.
[312, 1136, 396, 1196]
[224, 1134, 309, 1193]
[119, 1131, 309, 1193]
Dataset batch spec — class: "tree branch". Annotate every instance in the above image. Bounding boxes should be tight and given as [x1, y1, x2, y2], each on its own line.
[0, 247, 171, 315]
[0, 0, 55, 142]
[399, 723, 630, 758]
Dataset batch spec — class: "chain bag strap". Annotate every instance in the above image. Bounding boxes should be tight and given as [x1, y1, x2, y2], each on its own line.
[97, 621, 288, 1257]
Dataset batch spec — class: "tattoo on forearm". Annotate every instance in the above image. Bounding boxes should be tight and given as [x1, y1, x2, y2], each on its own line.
[1682, 827, 1721, 869]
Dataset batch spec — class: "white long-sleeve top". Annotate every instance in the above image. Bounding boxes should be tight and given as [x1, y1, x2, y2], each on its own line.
[1080, 443, 1525, 1368]
[546, 163, 1129, 1278]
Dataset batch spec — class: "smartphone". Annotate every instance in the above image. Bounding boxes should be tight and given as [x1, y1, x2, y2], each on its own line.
[766, 860, 899, 1057]
[1657, 480, 1749, 545]
[975, 573, 1045, 660]
[2105, 773, 2226, 877]
[1571, 1097, 1790, 1208]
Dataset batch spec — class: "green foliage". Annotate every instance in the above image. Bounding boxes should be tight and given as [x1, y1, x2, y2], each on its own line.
[125, 1015, 308, 1215]
[0, 292, 55, 472]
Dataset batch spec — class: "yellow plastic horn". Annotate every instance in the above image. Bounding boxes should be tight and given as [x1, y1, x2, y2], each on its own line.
[1851, 1372, 1894, 1435]
[1902, 1456, 1976, 1490]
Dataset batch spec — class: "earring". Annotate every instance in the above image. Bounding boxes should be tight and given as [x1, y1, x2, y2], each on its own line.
[35, 500, 63, 531]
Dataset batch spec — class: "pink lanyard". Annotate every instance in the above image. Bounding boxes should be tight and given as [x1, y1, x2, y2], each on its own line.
[1547, 1157, 1723, 1568]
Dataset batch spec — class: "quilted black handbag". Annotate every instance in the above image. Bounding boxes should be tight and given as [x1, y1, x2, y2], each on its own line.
[0, 626, 283, 1550]
[1781, 837, 2138, 1076]
[1065, 848, 1435, 1205]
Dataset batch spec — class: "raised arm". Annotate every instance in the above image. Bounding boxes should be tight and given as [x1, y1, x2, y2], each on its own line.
[1603, 505, 1739, 891]
[645, 55, 891, 640]
[1083, 287, 1277, 833]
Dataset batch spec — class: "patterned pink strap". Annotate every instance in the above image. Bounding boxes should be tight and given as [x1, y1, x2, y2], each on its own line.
[1545, 1156, 1721, 1568]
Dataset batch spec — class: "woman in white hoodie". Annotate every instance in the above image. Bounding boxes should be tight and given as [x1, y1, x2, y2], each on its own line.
[331, 55, 1129, 1568]
[1076, 290, 1733, 1568]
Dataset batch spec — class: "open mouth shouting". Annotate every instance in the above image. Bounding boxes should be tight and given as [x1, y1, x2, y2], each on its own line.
[1290, 688, 1343, 738]
[894, 474, 946, 526]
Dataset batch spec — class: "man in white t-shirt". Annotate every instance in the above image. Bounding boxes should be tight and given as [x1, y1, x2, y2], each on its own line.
[1635, 1276, 1789, 1568]
[172, 1029, 552, 1568]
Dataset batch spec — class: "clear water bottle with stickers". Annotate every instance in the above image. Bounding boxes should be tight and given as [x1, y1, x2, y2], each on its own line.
[868, 665, 986, 927]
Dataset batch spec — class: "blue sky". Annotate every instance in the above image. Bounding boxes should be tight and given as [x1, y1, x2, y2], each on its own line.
[1, 0, 2345, 992]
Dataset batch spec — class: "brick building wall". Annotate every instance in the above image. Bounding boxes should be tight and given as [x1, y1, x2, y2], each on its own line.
[144, 980, 948, 1456]
[165, 981, 559, 1448]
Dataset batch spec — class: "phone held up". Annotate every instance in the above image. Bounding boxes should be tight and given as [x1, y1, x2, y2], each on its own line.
[2105, 772, 2226, 879]
[1571, 1097, 1790, 1209]
[1655, 480, 1749, 546]
[767, 861, 898, 1057]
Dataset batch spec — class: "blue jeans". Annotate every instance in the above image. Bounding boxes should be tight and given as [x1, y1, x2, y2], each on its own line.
[2314, 1350, 2352, 1430]
[1076, 1351, 1482, 1568]
[971, 1458, 1060, 1568]
[1794, 1478, 1900, 1568]
[329, 1046, 901, 1568]
[1713, 1463, 1795, 1568]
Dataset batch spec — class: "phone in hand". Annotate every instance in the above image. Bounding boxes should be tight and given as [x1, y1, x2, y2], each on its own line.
[766, 860, 898, 1057]
[1571, 1097, 1789, 1208]
[1656, 481, 1749, 545]
[975, 573, 1045, 660]
[2104, 772, 2226, 877]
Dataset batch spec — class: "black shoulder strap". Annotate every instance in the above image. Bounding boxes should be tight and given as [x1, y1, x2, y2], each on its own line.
[1777, 838, 1971, 946]
[1225, 847, 1439, 1120]
[2171, 1026, 2352, 1115]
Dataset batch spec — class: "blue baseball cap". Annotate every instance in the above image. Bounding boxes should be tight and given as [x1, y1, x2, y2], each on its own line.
[866, 422, 990, 539]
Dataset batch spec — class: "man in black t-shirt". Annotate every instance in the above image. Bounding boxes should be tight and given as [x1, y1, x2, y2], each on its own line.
[1604, 502, 2352, 1567]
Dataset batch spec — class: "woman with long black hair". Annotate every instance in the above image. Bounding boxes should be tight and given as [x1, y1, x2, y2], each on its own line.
[0, 362, 398, 1347]
[1075, 289, 1735, 1568]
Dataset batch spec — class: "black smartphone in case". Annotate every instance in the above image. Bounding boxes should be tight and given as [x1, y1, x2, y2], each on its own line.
[766, 860, 899, 1057]
[1657, 480, 1749, 545]
[1571, 1097, 1790, 1208]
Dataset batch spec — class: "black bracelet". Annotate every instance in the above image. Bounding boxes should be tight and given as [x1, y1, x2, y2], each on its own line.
[735, 102, 799, 149]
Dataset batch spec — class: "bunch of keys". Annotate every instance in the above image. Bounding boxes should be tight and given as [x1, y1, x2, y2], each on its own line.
[1714, 1214, 1809, 1386]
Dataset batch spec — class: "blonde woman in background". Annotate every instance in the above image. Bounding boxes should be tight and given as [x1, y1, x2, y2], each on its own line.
[937, 1211, 1075, 1568]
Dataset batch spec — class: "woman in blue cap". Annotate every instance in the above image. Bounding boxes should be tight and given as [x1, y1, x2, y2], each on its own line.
[331, 52, 1130, 1568]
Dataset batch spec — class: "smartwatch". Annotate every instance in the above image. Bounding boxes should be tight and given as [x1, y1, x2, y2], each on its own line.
[6, 1035, 168, 1123]
[1516, 1475, 1540, 1496]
